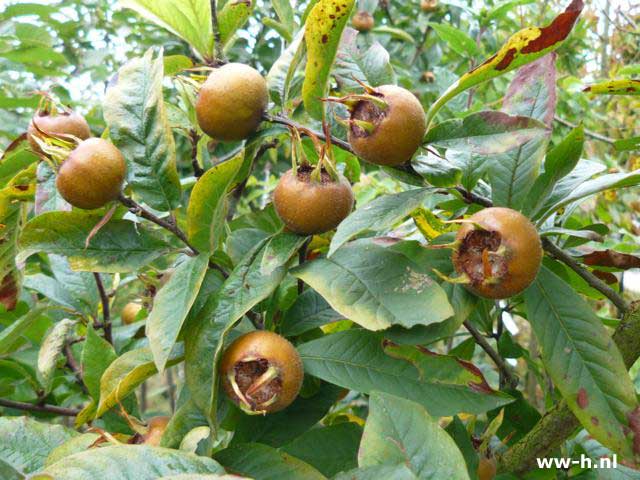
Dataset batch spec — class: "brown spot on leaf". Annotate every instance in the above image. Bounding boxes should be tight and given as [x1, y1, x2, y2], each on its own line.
[521, 0, 584, 54]
[593, 270, 618, 285]
[321, 34, 328, 43]
[628, 87, 637, 92]
[591, 416, 599, 426]
[577, 388, 588, 408]
[15, 185, 29, 191]
[583, 250, 640, 270]
[496, 48, 517, 71]
[583, 86, 592, 92]
[0, 274, 18, 311]
[627, 407, 640, 455]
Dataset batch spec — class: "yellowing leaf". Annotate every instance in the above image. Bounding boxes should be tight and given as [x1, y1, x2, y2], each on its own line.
[426, 0, 584, 128]
[303, 0, 355, 119]
[583, 79, 640, 96]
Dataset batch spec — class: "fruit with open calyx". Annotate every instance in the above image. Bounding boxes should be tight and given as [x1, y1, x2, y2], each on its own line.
[28, 109, 91, 154]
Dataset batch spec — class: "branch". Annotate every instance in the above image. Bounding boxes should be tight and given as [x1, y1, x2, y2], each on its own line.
[210, 0, 224, 63]
[93, 273, 112, 344]
[118, 193, 200, 256]
[542, 238, 628, 313]
[263, 114, 354, 155]
[64, 343, 88, 394]
[498, 301, 640, 473]
[189, 129, 204, 178]
[464, 320, 518, 389]
[0, 398, 81, 417]
[554, 116, 616, 145]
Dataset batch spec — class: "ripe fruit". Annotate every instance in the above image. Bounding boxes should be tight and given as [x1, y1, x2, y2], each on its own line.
[28, 110, 91, 154]
[122, 302, 144, 325]
[477, 456, 497, 480]
[273, 165, 354, 235]
[347, 85, 426, 166]
[220, 330, 303, 414]
[56, 138, 126, 210]
[421, 0, 438, 12]
[451, 207, 542, 299]
[196, 63, 268, 141]
[421, 71, 436, 83]
[142, 416, 170, 446]
[352, 11, 374, 32]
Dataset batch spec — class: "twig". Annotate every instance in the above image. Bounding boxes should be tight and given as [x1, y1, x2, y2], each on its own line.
[464, 320, 518, 389]
[263, 114, 354, 155]
[542, 238, 627, 314]
[210, 0, 224, 63]
[554, 116, 616, 145]
[189, 129, 204, 178]
[0, 398, 81, 417]
[93, 273, 112, 344]
[118, 193, 200, 256]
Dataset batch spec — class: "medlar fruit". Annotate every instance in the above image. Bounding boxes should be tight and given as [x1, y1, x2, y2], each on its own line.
[347, 85, 426, 166]
[220, 330, 303, 414]
[56, 138, 126, 210]
[28, 109, 91, 154]
[452, 207, 542, 299]
[421, 0, 439, 12]
[121, 302, 144, 325]
[196, 63, 268, 141]
[352, 11, 374, 32]
[477, 457, 497, 480]
[273, 165, 354, 235]
[141, 416, 170, 446]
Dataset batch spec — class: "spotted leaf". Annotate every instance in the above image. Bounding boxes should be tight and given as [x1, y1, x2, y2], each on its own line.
[583, 79, 640, 96]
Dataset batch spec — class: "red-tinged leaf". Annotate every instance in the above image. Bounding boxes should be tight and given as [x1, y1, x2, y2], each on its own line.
[0, 133, 28, 162]
[592, 270, 618, 285]
[583, 79, 640, 96]
[503, 53, 557, 127]
[425, 0, 584, 128]
[582, 250, 640, 270]
[0, 273, 19, 311]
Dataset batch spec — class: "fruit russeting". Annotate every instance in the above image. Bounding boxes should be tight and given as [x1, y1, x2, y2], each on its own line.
[121, 302, 144, 325]
[27, 109, 91, 154]
[273, 164, 354, 235]
[451, 207, 542, 299]
[56, 138, 126, 210]
[352, 11, 374, 32]
[335, 84, 426, 166]
[220, 330, 304, 415]
[196, 63, 268, 141]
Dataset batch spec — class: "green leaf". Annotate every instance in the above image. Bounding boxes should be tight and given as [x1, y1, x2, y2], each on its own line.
[334, 465, 418, 480]
[17, 211, 171, 273]
[185, 233, 305, 416]
[147, 254, 209, 372]
[45, 433, 101, 467]
[35, 162, 69, 214]
[425, 0, 584, 127]
[359, 391, 470, 479]
[187, 153, 244, 253]
[104, 48, 181, 211]
[329, 190, 431, 256]
[117, 0, 213, 59]
[413, 153, 462, 187]
[293, 240, 453, 331]
[160, 398, 207, 448]
[302, 0, 356, 119]
[267, 29, 306, 107]
[280, 289, 341, 336]
[334, 30, 396, 88]
[614, 136, 640, 152]
[214, 443, 327, 480]
[218, 0, 254, 46]
[429, 22, 479, 57]
[229, 383, 342, 447]
[37, 318, 76, 393]
[583, 79, 640, 96]
[0, 416, 77, 476]
[81, 327, 117, 401]
[281, 423, 362, 477]
[0, 307, 50, 356]
[523, 267, 638, 457]
[298, 329, 512, 416]
[96, 345, 184, 417]
[525, 125, 584, 217]
[272, 0, 295, 31]
[39, 445, 224, 479]
[425, 110, 549, 155]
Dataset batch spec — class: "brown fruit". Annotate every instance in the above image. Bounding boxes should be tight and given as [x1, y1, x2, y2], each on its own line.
[452, 207, 542, 299]
[220, 330, 303, 414]
[122, 302, 144, 325]
[142, 416, 170, 446]
[56, 138, 126, 210]
[28, 110, 91, 154]
[421, 71, 436, 83]
[348, 85, 426, 166]
[477, 457, 497, 480]
[352, 11, 374, 32]
[196, 63, 268, 141]
[273, 166, 354, 235]
[421, 0, 439, 12]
